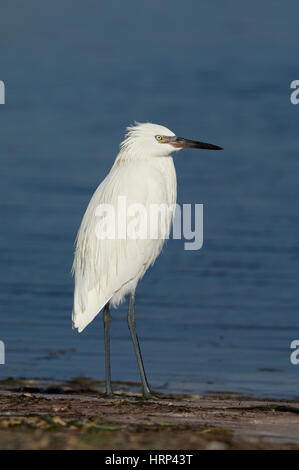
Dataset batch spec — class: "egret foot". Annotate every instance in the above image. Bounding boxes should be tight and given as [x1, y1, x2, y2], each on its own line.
[143, 392, 157, 400]
[141, 388, 158, 400]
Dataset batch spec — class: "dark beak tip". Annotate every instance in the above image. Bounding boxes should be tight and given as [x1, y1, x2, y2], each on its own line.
[171, 136, 223, 151]
[199, 143, 223, 151]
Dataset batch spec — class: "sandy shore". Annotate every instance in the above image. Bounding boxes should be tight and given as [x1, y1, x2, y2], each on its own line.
[0, 377, 299, 450]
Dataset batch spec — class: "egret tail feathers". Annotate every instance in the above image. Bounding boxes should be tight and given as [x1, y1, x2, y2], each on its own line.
[72, 288, 111, 333]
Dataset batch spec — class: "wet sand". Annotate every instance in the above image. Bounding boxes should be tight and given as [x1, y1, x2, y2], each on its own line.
[0, 377, 299, 450]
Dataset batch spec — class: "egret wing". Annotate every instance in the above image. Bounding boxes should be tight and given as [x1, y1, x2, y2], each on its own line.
[72, 162, 171, 332]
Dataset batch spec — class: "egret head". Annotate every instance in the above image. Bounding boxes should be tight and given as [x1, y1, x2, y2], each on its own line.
[120, 122, 222, 159]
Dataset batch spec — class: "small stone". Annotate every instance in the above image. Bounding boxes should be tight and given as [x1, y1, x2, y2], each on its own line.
[206, 441, 228, 450]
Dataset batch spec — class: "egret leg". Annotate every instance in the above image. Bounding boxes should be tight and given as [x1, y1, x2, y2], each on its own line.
[127, 292, 152, 398]
[103, 303, 113, 396]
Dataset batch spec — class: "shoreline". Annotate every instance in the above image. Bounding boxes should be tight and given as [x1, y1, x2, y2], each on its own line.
[0, 377, 299, 450]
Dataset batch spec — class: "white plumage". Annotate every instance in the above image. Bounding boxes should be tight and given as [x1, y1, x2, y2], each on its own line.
[72, 123, 178, 332]
[72, 122, 221, 397]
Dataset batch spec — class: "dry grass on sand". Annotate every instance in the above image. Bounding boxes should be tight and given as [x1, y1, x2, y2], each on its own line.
[0, 377, 299, 450]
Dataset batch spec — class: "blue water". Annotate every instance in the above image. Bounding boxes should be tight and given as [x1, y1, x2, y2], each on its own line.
[1, 0, 299, 399]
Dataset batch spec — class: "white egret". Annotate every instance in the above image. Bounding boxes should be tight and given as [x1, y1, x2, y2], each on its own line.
[72, 122, 222, 398]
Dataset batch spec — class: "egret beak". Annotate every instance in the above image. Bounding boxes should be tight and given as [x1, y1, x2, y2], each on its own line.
[170, 136, 223, 150]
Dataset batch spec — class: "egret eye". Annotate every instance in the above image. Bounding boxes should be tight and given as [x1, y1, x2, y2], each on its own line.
[155, 135, 163, 142]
